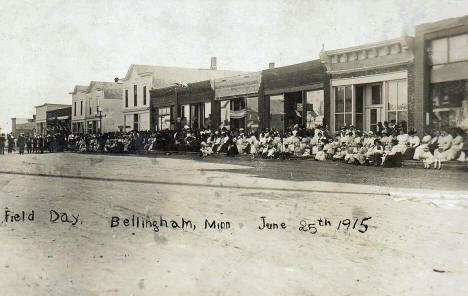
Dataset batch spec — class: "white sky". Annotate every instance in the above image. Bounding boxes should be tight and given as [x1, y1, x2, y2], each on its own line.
[1, 0, 467, 132]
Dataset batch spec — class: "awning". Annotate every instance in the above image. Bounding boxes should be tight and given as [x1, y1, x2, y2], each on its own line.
[262, 59, 326, 95]
[178, 80, 214, 105]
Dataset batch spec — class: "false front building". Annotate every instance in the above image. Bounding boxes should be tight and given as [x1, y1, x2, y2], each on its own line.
[261, 60, 328, 132]
[120, 58, 247, 131]
[35, 103, 71, 135]
[70, 85, 88, 134]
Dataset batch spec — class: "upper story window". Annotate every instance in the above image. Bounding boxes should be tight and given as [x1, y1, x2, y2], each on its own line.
[80, 101, 83, 115]
[125, 90, 128, 107]
[134, 85, 137, 106]
[430, 33, 468, 65]
[74, 102, 76, 116]
[143, 86, 147, 105]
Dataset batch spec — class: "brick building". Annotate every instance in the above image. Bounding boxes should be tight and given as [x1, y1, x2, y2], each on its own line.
[320, 36, 415, 134]
[414, 15, 468, 135]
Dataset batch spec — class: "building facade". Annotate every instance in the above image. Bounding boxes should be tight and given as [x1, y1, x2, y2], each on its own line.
[70, 85, 88, 134]
[11, 117, 35, 137]
[414, 15, 468, 134]
[320, 36, 415, 134]
[213, 72, 262, 131]
[46, 107, 72, 133]
[261, 60, 328, 132]
[84, 81, 123, 134]
[35, 103, 71, 135]
[120, 60, 248, 132]
[150, 80, 218, 131]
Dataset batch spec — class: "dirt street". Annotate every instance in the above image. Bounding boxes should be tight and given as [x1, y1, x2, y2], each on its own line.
[0, 153, 467, 295]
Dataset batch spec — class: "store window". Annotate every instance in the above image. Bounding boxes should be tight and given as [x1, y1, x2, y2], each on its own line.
[305, 90, 324, 129]
[387, 79, 408, 126]
[158, 107, 171, 130]
[355, 86, 364, 131]
[190, 104, 201, 129]
[430, 80, 467, 130]
[220, 100, 230, 129]
[334, 86, 352, 131]
[203, 102, 212, 129]
[269, 95, 284, 132]
[246, 97, 259, 132]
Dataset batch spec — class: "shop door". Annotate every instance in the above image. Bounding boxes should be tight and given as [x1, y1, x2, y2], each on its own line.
[367, 108, 383, 132]
[363, 83, 383, 132]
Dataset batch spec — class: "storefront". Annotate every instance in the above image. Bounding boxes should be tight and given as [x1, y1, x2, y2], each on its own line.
[320, 36, 414, 134]
[177, 80, 215, 130]
[415, 16, 468, 133]
[214, 72, 261, 131]
[72, 121, 85, 134]
[150, 86, 177, 131]
[46, 107, 72, 133]
[262, 60, 327, 133]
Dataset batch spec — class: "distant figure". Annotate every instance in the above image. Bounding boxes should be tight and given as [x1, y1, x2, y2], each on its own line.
[33, 136, 38, 153]
[0, 133, 5, 154]
[17, 133, 25, 154]
[7, 134, 14, 153]
[26, 136, 33, 154]
[38, 135, 44, 154]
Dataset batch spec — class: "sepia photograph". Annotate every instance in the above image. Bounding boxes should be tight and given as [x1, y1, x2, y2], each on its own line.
[0, 0, 467, 295]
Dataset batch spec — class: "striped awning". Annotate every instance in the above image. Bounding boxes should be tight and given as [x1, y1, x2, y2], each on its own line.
[230, 109, 247, 119]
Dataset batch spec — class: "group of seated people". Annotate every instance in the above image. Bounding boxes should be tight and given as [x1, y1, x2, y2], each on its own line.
[65, 123, 467, 169]
[196, 124, 466, 168]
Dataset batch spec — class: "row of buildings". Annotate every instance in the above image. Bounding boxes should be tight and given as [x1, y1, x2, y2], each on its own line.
[12, 16, 468, 138]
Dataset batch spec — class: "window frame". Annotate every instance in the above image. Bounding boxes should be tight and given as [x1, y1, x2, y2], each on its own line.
[133, 85, 137, 106]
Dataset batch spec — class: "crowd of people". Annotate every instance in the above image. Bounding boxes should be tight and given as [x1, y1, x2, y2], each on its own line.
[0, 132, 68, 155]
[2, 121, 466, 169]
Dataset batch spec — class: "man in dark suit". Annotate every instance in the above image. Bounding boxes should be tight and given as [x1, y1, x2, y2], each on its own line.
[0, 133, 5, 155]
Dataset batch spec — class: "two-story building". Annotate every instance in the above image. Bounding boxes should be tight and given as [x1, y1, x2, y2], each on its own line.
[35, 103, 71, 135]
[320, 35, 415, 134]
[414, 15, 468, 134]
[70, 85, 88, 134]
[84, 81, 123, 134]
[119, 58, 248, 131]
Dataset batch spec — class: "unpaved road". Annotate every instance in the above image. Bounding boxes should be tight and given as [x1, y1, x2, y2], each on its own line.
[0, 153, 467, 295]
